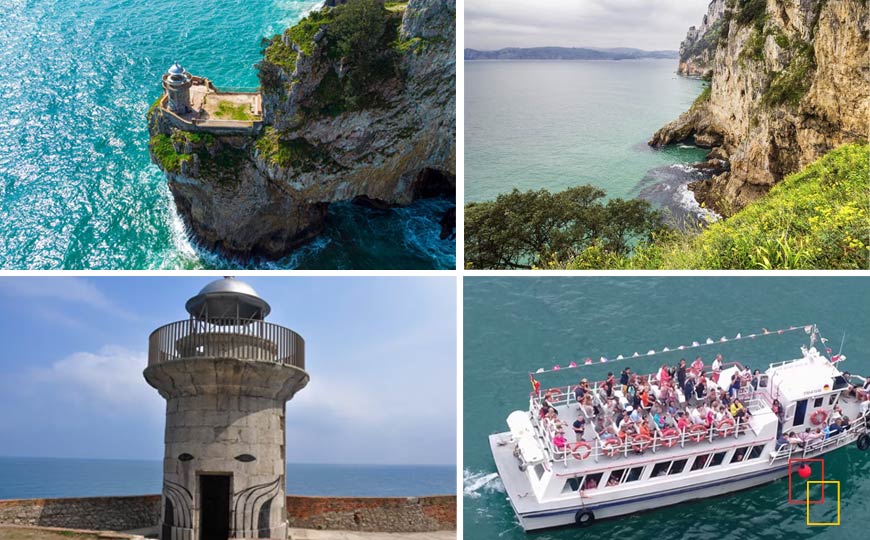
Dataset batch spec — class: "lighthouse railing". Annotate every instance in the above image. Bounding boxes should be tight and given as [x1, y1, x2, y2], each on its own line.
[148, 318, 305, 369]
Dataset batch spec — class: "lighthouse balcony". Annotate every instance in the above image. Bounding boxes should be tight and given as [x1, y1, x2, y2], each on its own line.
[158, 74, 263, 136]
[148, 318, 304, 368]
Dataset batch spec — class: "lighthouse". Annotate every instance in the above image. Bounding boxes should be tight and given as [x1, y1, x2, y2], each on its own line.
[163, 63, 193, 114]
[144, 277, 309, 540]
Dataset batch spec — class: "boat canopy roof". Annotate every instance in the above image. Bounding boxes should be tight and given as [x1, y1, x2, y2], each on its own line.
[768, 347, 844, 402]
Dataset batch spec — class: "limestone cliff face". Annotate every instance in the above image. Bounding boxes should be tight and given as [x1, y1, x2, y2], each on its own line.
[678, 0, 727, 77]
[653, 0, 869, 214]
[148, 0, 455, 259]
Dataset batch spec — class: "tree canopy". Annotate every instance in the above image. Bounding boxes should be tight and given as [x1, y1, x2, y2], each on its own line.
[465, 186, 665, 269]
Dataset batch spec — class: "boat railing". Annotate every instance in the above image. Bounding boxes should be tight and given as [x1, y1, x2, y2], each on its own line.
[769, 414, 868, 462]
[545, 415, 751, 466]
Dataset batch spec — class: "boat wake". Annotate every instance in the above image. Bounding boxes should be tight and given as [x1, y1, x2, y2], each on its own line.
[464, 469, 503, 499]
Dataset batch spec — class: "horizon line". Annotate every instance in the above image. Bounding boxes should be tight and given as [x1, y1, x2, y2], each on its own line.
[0, 455, 456, 467]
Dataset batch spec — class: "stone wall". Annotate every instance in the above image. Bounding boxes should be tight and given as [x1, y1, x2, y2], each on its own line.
[0, 495, 160, 531]
[285, 495, 456, 532]
[0, 494, 456, 533]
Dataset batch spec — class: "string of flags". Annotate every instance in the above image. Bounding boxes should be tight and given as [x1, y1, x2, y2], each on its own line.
[531, 324, 835, 376]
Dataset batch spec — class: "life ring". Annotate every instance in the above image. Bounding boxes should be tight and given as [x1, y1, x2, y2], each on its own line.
[631, 434, 653, 453]
[571, 442, 592, 460]
[575, 509, 595, 527]
[810, 409, 828, 426]
[857, 434, 870, 452]
[717, 417, 735, 437]
[602, 438, 622, 457]
[688, 424, 708, 443]
[544, 388, 561, 401]
[660, 427, 680, 448]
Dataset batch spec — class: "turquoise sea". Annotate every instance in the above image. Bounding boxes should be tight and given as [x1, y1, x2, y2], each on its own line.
[0, 458, 455, 499]
[0, 0, 454, 269]
[464, 277, 870, 540]
[465, 60, 714, 222]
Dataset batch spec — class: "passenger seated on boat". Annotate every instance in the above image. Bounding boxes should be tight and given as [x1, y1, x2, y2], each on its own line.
[606, 475, 620, 487]
[601, 425, 618, 440]
[728, 374, 742, 398]
[676, 411, 690, 432]
[553, 430, 568, 452]
[824, 419, 845, 439]
[572, 416, 586, 441]
[691, 356, 704, 375]
[695, 379, 707, 401]
[618, 410, 632, 431]
[652, 410, 665, 429]
[786, 431, 804, 447]
[604, 372, 616, 397]
[584, 476, 598, 490]
[637, 421, 652, 439]
[776, 433, 790, 451]
[730, 399, 751, 421]
[628, 406, 642, 423]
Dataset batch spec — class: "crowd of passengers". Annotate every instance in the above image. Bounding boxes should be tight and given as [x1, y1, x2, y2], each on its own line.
[541, 357, 870, 456]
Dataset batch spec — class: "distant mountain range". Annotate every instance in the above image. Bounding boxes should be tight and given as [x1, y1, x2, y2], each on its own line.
[464, 47, 679, 61]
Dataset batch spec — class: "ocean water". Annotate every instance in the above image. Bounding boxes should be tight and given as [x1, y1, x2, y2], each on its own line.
[465, 60, 711, 219]
[464, 277, 870, 540]
[0, 458, 456, 499]
[0, 0, 454, 269]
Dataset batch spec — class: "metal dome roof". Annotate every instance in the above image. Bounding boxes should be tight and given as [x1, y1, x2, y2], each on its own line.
[185, 277, 271, 321]
[168, 63, 185, 75]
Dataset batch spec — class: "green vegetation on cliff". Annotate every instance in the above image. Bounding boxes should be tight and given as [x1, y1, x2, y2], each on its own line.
[565, 143, 869, 269]
[465, 144, 869, 270]
[149, 134, 188, 173]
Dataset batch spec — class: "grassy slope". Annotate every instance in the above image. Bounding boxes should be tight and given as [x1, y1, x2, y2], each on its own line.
[567, 143, 870, 269]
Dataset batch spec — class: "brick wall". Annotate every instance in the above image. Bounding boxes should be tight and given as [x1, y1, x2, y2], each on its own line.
[0, 495, 160, 531]
[285, 495, 456, 532]
[0, 494, 456, 533]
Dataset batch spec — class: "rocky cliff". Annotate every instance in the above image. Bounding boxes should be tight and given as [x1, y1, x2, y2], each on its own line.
[652, 0, 869, 214]
[678, 0, 727, 77]
[148, 0, 455, 259]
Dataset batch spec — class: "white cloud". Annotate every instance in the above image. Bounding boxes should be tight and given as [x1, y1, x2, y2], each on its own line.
[466, 0, 711, 51]
[33, 345, 163, 416]
[0, 277, 137, 320]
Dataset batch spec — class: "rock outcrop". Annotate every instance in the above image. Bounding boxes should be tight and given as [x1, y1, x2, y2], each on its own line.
[148, 0, 455, 259]
[652, 0, 869, 215]
[678, 0, 727, 78]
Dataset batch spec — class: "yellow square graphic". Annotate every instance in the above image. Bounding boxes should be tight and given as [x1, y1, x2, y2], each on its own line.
[806, 480, 840, 526]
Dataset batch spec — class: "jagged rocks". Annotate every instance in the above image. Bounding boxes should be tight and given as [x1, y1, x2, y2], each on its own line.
[678, 0, 727, 77]
[655, 0, 869, 215]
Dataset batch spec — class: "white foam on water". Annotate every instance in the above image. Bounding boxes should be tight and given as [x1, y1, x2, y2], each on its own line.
[464, 469, 503, 499]
[677, 182, 721, 223]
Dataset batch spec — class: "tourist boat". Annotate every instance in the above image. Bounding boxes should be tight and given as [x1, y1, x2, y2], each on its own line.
[488, 325, 870, 531]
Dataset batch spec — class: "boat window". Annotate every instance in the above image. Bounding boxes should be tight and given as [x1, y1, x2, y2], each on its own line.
[832, 375, 849, 390]
[828, 394, 838, 405]
[606, 469, 626, 486]
[564, 476, 583, 493]
[814, 397, 823, 408]
[731, 447, 749, 463]
[691, 454, 709, 471]
[748, 445, 765, 460]
[583, 473, 603, 490]
[794, 399, 808, 426]
[669, 459, 687, 475]
[533, 464, 545, 480]
[709, 451, 727, 467]
[651, 461, 671, 477]
[625, 466, 644, 483]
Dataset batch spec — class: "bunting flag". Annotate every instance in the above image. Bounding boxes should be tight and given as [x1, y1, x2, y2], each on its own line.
[530, 323, 824, 375]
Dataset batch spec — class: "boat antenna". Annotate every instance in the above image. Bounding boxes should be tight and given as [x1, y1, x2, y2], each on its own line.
[836, 331, 846, 359]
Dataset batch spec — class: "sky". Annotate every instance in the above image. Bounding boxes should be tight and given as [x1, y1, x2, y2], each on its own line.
[465, 0, 713, 51]
[0, 276, 456, 466]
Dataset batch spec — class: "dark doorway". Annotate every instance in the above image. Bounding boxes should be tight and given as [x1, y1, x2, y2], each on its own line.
[794, 399, 808, 427]
[200, 475, 231, 540]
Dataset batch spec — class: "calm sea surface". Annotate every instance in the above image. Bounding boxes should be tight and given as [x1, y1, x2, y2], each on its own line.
[0, 0, 454, 269]
[464, 277, 870, 540]
[465, 60, 712, 221]
[0, 458, 455, 499]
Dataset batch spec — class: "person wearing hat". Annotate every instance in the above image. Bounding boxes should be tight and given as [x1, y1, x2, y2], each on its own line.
[572, 414, 586, 442]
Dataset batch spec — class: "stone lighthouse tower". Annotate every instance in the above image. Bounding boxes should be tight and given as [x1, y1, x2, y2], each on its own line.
[163, 63, 193, 113]
[144, 277, 309, 540]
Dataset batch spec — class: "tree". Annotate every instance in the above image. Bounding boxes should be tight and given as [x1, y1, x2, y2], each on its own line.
[464, 186, 665, 269]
